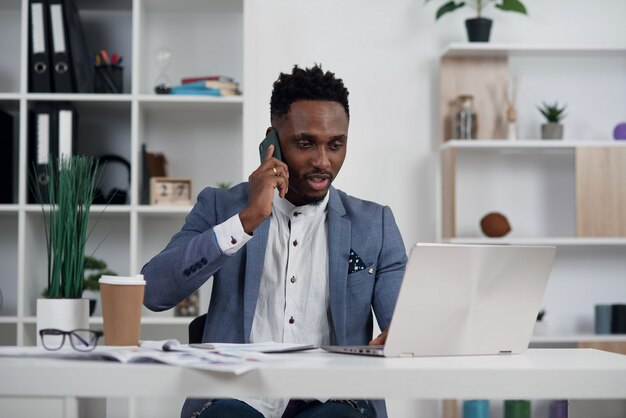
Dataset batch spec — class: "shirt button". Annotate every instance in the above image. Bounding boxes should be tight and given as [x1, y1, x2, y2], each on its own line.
[368, 268, 374, 274]
[293, 240, 298, 247]
[289, 316, 295, 324]
[293, 211, 301, 217]
[290, 276, 296, 283]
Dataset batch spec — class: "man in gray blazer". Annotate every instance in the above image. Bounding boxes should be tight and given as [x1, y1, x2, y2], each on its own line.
[142, 65, 407, 418]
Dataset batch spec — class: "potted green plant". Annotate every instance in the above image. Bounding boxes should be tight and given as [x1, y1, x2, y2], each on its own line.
[427, 0, 528, 42]
[83, 256, 117, 316]
[538, 101, 567, 140]
[30, 155, 98, 346]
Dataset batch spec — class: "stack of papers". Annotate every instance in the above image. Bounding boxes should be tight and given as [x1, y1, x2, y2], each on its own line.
[0, 341, 316, 375]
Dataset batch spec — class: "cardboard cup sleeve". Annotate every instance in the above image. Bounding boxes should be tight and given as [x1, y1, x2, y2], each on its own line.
[99, 275, 145, 346]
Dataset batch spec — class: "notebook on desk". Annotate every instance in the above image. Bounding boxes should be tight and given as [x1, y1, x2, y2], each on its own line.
[322, 243, 556, 358]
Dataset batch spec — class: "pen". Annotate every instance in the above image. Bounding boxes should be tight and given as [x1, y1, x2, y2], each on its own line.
[189, 343, 216, 349]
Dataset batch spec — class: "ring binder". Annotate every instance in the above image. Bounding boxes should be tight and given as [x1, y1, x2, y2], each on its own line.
[62, 0, 94, 93]
[0, 109, 15, 203]
[49, 0, 73, 92]
[29, 0, 53, 92]
[28, 104, 55, 203]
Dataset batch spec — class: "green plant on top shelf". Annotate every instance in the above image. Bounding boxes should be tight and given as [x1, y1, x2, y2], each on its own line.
[427, 0, 527, 20]
[538, 102, 567, 123]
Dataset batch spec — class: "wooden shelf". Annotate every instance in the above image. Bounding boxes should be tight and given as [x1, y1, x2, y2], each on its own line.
[138, 94, 243, 104]
[531, 334, 626, 344]
[443, 43, 626, 58]
[444, 237, 626, 246]
[441, 140, 626, 150]
[0, 205, 19, 213]
[23, 204, 131, 214]
[25, 93, 133, 102]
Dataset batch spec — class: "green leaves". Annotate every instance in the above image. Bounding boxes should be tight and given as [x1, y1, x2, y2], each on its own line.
[427, 0, 527, 20]
[434, 1, 466, 20]
[538, 102, 567, 123]
[495, 0, 528, 15]
[31, 155, 99, 299]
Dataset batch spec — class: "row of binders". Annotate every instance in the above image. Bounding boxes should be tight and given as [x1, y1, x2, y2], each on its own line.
[28, 103, 77, 203]
[29, 0, 94, 93]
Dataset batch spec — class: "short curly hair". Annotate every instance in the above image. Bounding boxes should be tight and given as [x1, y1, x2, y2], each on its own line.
[270, 64, 350, 121]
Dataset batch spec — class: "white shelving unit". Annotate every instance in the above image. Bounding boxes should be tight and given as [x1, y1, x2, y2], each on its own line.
[0, 0, 247, 348]
[437, 44, 626, 345]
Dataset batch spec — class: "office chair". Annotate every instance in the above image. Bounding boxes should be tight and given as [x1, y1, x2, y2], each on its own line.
[188, 313, 207, 344]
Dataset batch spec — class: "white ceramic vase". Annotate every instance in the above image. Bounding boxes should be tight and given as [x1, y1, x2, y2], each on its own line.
[36, 298, 90, 347]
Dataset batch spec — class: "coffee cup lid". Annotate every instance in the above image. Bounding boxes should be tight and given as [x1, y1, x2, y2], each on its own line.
[99, 274, 146, 285]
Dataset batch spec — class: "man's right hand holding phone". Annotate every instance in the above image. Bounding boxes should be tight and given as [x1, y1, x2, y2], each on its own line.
[239, 145, 289, 235]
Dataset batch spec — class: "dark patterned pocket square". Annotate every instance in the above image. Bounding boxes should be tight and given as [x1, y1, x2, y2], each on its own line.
[348, 249, 367, 274]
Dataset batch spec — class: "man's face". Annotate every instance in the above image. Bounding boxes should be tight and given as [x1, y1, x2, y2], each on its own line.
[274, 100, 348, 207]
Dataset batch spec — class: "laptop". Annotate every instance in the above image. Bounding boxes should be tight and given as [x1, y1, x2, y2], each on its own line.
[322, 243, 556, 357]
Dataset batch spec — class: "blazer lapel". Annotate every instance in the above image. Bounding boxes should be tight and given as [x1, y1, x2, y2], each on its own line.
[243, 218, 270, 342]
[327, 187, 350, 345]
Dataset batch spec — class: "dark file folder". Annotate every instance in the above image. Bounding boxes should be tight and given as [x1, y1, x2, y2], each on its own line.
[48, 0, 73, 92]
[29, 0, 53, 92]
[63, 0, 94, 93]
[0, 109, 15, 203]
[28, 103, 58, 203]
[56, 103, 77, 158]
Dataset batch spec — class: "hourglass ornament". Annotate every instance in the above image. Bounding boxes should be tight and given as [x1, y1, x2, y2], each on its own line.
[154, 47, 172, 94]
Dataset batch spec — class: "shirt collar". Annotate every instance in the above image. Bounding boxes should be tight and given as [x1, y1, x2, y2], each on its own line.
[272, 189, 330, 219]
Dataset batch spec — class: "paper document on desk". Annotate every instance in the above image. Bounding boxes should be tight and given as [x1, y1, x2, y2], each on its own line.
[140, 339, 316, 353]
[0, 345, 271, 375]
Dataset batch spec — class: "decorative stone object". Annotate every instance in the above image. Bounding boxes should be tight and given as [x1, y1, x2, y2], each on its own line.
[480, 212, 511, 237]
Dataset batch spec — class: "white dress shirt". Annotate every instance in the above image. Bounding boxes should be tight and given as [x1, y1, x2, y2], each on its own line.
[213, 190, 332, 417]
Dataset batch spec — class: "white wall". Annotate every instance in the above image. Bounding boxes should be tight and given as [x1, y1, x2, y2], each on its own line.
[243, 0, 626, 336]
[244, 0, 626, 249]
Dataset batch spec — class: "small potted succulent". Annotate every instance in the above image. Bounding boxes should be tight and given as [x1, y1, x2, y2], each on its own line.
[538, 102, 567, 140]
[427, 0, 528, 42]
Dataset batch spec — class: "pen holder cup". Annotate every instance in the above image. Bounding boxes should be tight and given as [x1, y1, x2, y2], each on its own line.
[94, 65, 123, 94]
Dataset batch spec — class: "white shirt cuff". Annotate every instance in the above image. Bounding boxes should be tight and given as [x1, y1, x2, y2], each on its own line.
[213, 214, 253, 255]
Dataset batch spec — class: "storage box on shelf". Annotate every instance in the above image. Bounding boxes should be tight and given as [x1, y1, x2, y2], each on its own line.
[437, 44, 626, 351]
[0, 0, 246, 349]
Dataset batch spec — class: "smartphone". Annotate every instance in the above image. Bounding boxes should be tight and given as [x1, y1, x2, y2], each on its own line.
[258, 128, 283, 163]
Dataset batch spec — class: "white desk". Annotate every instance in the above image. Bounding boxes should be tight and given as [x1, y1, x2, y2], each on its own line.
[1, 348, 625, 400]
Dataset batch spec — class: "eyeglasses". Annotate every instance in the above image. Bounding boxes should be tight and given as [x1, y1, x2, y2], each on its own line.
[39, 328, 104, 352]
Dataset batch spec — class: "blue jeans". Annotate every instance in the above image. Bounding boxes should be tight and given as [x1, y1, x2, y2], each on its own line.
[197, 399, 374, 418]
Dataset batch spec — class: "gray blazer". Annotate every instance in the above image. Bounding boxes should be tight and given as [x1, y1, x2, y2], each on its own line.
[142, 183, 407, 418]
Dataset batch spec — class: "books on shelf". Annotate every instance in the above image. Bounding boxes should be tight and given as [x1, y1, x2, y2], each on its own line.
[181, 75, 235, 84]
[170, 77, 241, 96]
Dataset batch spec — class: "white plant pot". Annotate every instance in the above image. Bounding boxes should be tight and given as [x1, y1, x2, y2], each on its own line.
[36, 298, 90, 348]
